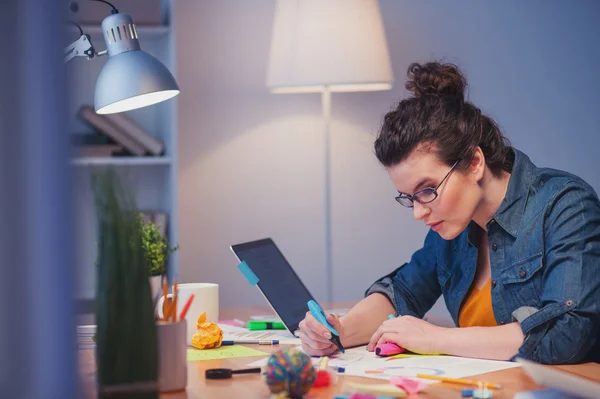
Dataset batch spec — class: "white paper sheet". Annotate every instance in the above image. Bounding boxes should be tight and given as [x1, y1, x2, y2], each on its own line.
[248, 345, 521, 382]
[218, 324, 301, 345]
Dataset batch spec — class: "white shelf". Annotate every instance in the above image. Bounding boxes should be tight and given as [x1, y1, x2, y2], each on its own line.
[71, 157, 172, 166]
[69, 24, 170, 39]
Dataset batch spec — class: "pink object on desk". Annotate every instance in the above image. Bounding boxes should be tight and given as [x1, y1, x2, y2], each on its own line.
[390, 376, 427, 394]
[218, 319, 246, 327]
[374, 342, 406, 357]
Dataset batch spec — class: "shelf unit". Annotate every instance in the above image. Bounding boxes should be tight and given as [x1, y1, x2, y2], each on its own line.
[67, 22, 179, 300]
[70, 156, 172, 166]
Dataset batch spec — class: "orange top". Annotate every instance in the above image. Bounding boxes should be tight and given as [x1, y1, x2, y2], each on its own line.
[458, 279, 498, 328]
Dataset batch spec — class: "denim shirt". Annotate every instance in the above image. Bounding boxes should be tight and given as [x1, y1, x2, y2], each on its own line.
[366, 149, 600, 364]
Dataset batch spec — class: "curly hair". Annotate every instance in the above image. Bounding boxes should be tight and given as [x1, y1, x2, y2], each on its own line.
[374, 62, 513, 176]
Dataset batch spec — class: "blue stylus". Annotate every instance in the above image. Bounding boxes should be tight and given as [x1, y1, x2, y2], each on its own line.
[307, 300, 345, 353]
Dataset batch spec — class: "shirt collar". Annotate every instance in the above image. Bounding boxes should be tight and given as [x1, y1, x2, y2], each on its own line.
[491, 148, 536, 238]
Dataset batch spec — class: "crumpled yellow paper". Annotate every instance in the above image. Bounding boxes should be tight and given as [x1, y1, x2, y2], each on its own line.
[191, 312, 223, 349]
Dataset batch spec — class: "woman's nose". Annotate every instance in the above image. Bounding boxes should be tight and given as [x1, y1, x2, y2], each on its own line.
[413, 201, 430, 221]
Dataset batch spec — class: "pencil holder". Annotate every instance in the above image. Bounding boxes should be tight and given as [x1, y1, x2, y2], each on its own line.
[156, 320, 187, 392]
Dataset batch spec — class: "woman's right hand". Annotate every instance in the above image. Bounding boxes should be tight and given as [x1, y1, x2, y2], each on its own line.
[298, 311, 344, 356]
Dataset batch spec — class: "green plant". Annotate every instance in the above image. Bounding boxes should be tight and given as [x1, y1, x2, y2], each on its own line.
[92, 168, 158, 399]
[138, 213, 179, 277]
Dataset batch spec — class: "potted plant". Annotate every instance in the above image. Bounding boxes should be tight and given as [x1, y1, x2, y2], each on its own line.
[138, 213, 179, 300]
[92, 168, 159, 399]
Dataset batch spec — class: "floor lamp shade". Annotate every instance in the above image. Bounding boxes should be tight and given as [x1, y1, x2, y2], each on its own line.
[266, 0, 393, 93]
[94, 13, 180, 114]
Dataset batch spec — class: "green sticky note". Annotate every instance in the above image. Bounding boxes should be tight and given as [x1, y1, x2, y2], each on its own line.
[187, 346, 269, 361]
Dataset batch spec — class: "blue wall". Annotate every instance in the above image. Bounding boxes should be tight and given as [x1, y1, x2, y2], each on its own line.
[376, 0, 600, 191]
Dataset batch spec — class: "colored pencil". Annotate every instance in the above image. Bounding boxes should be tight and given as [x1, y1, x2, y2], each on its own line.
[172, 281, 178, 322]
[162, 279, 168, 321]
[179, 294, 195, 320]
[415, 374, 502, 389]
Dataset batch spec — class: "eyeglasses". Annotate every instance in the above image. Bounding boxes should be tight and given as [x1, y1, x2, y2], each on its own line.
[395, 160, 460, 208]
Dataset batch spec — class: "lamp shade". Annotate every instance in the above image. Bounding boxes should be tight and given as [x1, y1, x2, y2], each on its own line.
[267, 0, 393, 94]
[94, 13, 179, 114]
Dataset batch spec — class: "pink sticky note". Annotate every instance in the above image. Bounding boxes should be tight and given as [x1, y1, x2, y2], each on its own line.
[374, 342, 406, 357]
[390, 376, 427, 394]
[348, 394, 377, 399]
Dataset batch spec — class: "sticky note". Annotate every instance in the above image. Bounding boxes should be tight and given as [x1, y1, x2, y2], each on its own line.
[187, 346, 268, 361]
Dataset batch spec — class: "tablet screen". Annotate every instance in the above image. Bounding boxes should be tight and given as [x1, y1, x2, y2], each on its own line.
[231, 238, 315, 333]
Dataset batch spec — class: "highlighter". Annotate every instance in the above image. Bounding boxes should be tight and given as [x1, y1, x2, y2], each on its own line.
[375, 342, 406, 357]
[307, 300, 345, 353]
[247, 320, 286, 330]
[374, 313, 406, 356]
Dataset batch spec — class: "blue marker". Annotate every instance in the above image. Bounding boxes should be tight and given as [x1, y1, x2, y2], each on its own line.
[307, 300, 345, 353]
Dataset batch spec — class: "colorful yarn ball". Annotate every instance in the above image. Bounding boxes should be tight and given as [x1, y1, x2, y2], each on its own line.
[264, 348, 315, 398]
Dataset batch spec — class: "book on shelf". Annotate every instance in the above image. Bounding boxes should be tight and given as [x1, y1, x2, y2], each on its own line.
[103, 112, 165, 156]
[70, 132, 125, 157]
[74, 144, 124, 157]
[78, 105, 147, 156]
[77, 325, 96, 350]
[78, 105, 166, 156]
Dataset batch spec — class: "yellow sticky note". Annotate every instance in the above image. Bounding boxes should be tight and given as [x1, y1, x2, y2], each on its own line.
[187, 346, 269, 361]
[385, 353, 441, 361]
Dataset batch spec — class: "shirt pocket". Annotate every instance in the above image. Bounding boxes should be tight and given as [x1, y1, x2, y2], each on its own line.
[500, 253, 545, 307]
[437, 264, 451, 289]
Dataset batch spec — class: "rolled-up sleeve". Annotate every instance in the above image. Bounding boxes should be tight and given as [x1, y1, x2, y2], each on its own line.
[365, 229, 441, 319]
[512, 182, 600, 364]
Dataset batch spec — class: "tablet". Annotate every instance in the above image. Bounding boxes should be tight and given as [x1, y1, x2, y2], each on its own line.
[230, 238, 315, 334]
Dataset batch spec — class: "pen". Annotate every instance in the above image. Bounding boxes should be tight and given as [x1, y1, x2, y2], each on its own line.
[179, 294, 195, 320]
[162, 279, 169, 321]
[221, 340, 280, 345]
[307, 300, 345, 353]
[172, 280, 178, 322]
[415, 374, 503, 389]
[247, 320, 286, 330]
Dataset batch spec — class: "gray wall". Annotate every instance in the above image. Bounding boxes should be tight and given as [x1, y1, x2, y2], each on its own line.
[174, 1, 600, 319]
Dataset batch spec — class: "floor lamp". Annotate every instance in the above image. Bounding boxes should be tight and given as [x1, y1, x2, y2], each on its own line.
[266, 0, 393, 302]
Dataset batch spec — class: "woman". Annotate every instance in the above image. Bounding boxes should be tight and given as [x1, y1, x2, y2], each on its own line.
[298, 62, 600, 364]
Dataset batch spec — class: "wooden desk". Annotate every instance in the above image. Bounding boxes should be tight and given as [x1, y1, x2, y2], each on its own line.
[79, 305, 600, 399]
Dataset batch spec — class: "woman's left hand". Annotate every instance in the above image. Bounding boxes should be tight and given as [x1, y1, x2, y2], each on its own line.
[366, 315, 446, 354]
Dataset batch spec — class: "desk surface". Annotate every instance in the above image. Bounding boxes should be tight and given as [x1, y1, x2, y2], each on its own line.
[79, 305, 600, 399]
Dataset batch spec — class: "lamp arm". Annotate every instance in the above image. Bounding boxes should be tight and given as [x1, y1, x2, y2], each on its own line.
[64, 34, 96, 63]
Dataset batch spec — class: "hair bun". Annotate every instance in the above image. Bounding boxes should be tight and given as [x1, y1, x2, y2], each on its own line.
[405, 62, 466, 100]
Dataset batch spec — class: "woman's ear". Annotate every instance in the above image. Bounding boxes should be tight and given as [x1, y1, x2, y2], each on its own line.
[470, 147, 486, 182]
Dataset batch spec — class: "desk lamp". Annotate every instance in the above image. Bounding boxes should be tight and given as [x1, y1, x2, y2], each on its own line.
[64, 0, 179, 114]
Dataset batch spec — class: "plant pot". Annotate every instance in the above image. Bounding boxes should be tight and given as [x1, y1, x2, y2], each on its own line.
[149, 275, 162, 302]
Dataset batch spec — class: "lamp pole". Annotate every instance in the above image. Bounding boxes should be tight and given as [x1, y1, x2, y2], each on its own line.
[322, 87, 333, 303]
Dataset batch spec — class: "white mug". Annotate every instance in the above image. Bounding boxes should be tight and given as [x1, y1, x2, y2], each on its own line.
[156, 320, 187, 392]
[157, 283, 219, 345]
